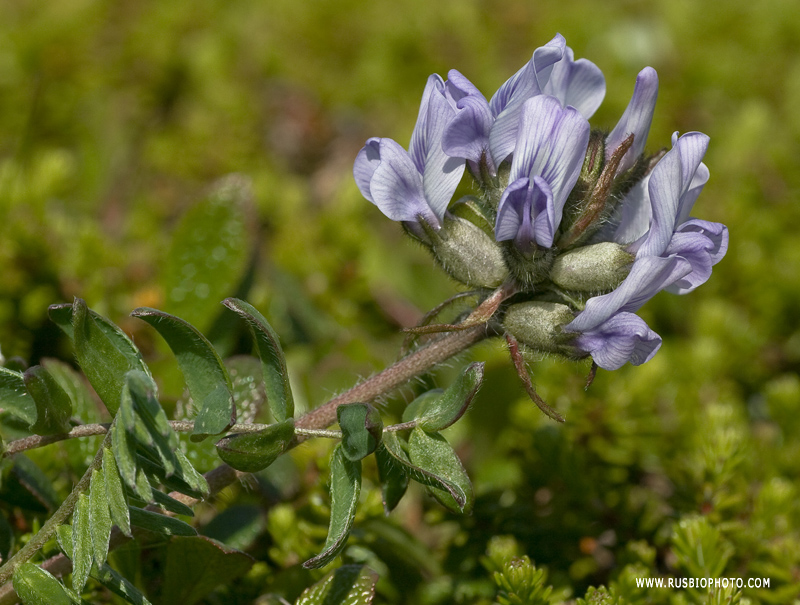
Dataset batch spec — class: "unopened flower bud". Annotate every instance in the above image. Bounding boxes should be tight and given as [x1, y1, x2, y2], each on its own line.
[502, 301, 578, 357]
[431, 215, 508, 288]
[550, 242, 634, 292]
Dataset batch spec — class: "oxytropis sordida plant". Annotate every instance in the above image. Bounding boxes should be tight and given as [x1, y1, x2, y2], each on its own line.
[0, 34, 727, 604]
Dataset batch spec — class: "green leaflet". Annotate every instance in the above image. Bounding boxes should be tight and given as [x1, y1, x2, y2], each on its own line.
[12, 562, 80, 605]
[145, 489, 195, 517]
[381, 430, 472, 514]
[0, 367, 36, 426]
[122, 370, 179, 477]
[47, 302, 150, 370]
[89, 469, 112, 568]
[133, 467, 154, 504]
[71, 494, 92, 593]
[57, 525, 152, 605]
[24, 365, 73, 435]
[90, 565, 152, 605]
[173, 449, 210, 497]
[222, 298, 294, 422]
[110, 370, 206, 506]
[407, 427, 473, 514]
[42, 359, 102, 424]
[136, 451, 209, 500]
[49, 299, 150, 415]
[131, 308, 235, 441]
[413, 362, 483, 432]
[374, 444, 408, 514]
[161, 536, 254, 605]
[102, 447, 131, 537]
[401, 389, 443, 424]
[303, 445, 362, 569]
[337, 402, 383, 462]
[129, 507, 197, 537]
[111, 415, 137, 490]
[295, 564, 379, 605]
[215, 419, 295, 473]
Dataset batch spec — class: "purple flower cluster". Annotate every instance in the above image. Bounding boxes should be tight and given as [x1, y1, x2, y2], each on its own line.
[354, 34, 728, 371]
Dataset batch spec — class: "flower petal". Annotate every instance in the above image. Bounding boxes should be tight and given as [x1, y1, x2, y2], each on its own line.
[544, 47, 606, 119]
[495, 178, 530, 242]
[531, 176, 556, 248]
[566, 255, 692, 331]
[369, 139, 436, 225]
[605, 67, 659, 174]
[442, 93, 494, 167]
[353, 138, 382, 203]
[405, 74, 466, 221]
[676, 153, 710, 224]
[574, 312, 661, 370]
[445, 69, 485, 103]
[408, 74, 447, 173]
[665, 220, 728, 294]
[636, 131, 710, 258]
[510, 95, 590, 223]
[488, 34, 566, 165]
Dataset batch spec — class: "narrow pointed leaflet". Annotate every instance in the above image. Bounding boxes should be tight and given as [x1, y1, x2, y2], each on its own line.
[131, 307, 236, 440]
[222, 298, 294, 422]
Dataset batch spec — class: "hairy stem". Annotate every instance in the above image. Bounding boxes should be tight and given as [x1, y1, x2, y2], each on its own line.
[296, 323, 492, 431]
[0, 429, 113, 588]
[2, 421, 280, 458]
[0, 324, 493, 602]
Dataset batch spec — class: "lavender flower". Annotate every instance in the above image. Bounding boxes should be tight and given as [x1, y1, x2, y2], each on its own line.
[353, 34, 728, 373]
[564, 132, 728, 369]
[353, 74, 465, 230]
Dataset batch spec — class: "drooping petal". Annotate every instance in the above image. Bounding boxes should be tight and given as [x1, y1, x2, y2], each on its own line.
[510, 95, 590, 224]
[368, 139, 436, 225]
[636, 132, 710, 258]
[566, 255, 692, 332]
[530, 176, 557, 248]
[531, 33, 568, 89]
[605, 67, 659, 174]
[445, 69, 485, 103]
[353, 138, 382, 203]
[678, 218, 728, 265]
[495, 178, 530, 241]
[441, 94, 494, 167]
[488, 34, 566, 165]
[664, 220, 728, 294]
[574, 312, 662, 370]
[544, 47, 606, 119]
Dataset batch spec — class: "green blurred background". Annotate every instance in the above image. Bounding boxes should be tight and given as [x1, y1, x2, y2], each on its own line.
[1, 0, 799, 602]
